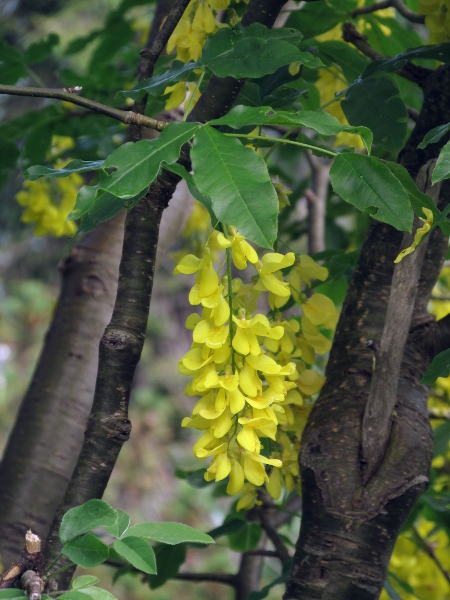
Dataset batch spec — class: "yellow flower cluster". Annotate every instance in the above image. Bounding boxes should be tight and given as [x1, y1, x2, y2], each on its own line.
[418, 0, 450, 43]
[175, 226, 338, 510]
[15, 137, 80, 237]
[164, 0, 229, 110]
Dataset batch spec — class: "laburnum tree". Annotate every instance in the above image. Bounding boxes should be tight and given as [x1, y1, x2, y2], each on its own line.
[0, 0, 450, 599]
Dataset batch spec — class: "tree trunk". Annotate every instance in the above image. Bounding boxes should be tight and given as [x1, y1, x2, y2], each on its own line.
[0, 213, 124, 568]
[285, 66, 450, 600]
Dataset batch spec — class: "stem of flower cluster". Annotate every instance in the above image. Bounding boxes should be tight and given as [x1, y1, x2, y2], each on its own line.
[226, 247, 236, 374]
[183, 69, 206, 121]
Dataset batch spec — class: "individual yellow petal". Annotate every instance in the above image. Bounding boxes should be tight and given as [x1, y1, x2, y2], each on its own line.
[260, 252, 295, 274]
[236, 485, 258, 511]
[239, 362, 261, 396]
[164, 81, 187, 110]
[215, 452, 231, 481]
[198, 263, 219, 297]
[227, 459, 245, 494]
[196, 442, 228, 458]
[296, 254, 328, 286]
[229, 387, 246, 413]
[174, 254, 204, 274]
[266, 467, 281, 499]
[302, 293, 337, 326]
[297, 369, 325, 396]
[243, 454, 267, 486]
[213, 408, 233, 437]
[237, 425, 258, 452]
[193, 319, 229, 348]
[186, 313, 202, 330]
[260, 273, 291, 297]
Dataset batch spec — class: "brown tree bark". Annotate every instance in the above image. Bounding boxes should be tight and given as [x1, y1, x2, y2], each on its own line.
[0, 213, 124, 568]
[284, 66, 450, 600]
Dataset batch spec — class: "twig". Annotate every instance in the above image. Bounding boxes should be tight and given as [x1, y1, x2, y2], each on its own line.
[342, 22, 431, 87]
[176, 572, 238, 586]
[352, 0, 424, 22]
[413, 527, 450, 585]
[390, 0, 425, 23]
[0, 84, 167, 131]
[258, 509, 291, 565]
[361, 162, 441, 484]
[305, 151, 329, 254]
[352, 0, 391, 17]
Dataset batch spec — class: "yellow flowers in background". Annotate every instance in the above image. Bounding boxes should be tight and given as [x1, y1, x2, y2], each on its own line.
[419, 0, 450, 43]
[175, 225, 338, 509]
[15, 137, 80, 238]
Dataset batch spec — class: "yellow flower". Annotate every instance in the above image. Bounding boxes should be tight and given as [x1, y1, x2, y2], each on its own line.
[217, 226, 259, 269]
[394, 208, 434, 263]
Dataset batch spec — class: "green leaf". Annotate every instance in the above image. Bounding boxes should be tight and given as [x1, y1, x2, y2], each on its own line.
[25, 160, 104, 181]
[0, 39, 27, 84]
[96, 121, 199, 199]
[207, 517, 246, 539]
[76, 189, 146, 234]
[420, 348, 450, 384]
[314, 41, 369, 82]
[228, 522, 262, 552]
[285, 3, 345, 38]
[58, 593, 91, 600]
[71, 588, 118, 600]
[432, 141, 450, 183]
[380, 159, 450, 232]
[118, 60, 200, 101]
[418, 123, 450, 149]
[61, 533, 109, 567]
[106, 509, 130, 538]
[209, 105, 372, 153]
[59, 499, 117, 544]
[342, 77, 407, 154]
[191, 126, 279, 248]
[24, 33, 59, 65]
[148, 544, 186, 589]
[173, 467, 211, 488]
[123, 522, 214, 545]
[114, 537, 157, 574]
[161, 162, 217, 224]
[329, 154, 413, 231]
[201, 23, 319, 79]
[72, 576, 100, 590]
[0, 592, 26, 599]
[362, 42, 450, 79]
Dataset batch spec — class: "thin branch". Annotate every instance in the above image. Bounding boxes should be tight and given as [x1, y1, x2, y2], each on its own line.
[352, 0, 424, 22]
[0, 84, 167, 131]
[361, 162, 440, 484]
[390, 0, 425, 23]
[305, 151, 329, 254]
[413, 527, 450, 585]
[352, 0, 391, 17]
[258, 509, 291, 565]
[175, 572, 238, 586]
[342, 22, 431, 87]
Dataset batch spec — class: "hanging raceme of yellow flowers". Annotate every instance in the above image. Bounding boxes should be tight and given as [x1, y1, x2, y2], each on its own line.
[15, 136, 80, 238]
[175, 225, 338, 510]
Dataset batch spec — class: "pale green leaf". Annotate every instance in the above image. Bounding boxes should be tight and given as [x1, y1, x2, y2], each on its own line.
[432, 141, 450, 183]
[191, 126, 279, 248]
[73, 588, 118, 600]
[329, 154, 413, 231]
[123, 521, 214, 545]
[421, 348, 450, 384]
[114, 536, 157, 574]
[105, 509, 130, 539]
[418, 123, 450, 149]
[72, 576, 100, 590]
[61, 533, 109, 567]
[59, 499, 117, 544]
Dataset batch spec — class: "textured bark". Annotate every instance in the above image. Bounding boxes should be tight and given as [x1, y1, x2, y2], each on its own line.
[284, 65, 450, 600]
[0, 214, 124, 568]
